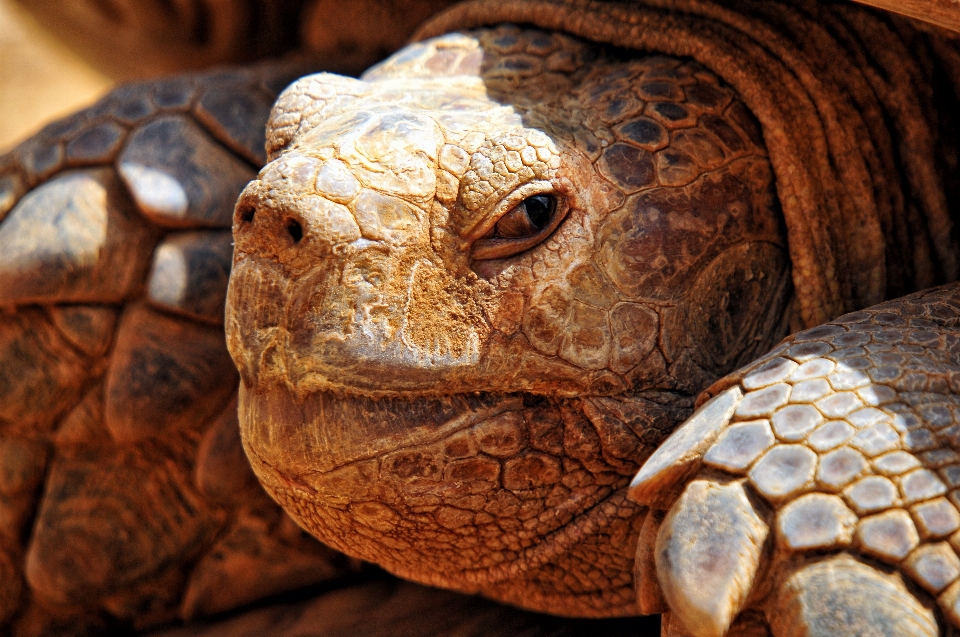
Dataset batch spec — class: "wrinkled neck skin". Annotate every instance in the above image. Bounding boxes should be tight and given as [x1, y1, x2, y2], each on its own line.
[226, 27, 794, 616]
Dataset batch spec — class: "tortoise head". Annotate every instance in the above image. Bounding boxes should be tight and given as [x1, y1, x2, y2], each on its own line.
[225, 27, 792, 614]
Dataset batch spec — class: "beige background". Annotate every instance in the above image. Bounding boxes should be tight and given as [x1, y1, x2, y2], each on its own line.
[0, 0, 113, 153]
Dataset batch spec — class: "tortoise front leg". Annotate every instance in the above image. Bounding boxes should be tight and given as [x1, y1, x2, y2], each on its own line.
[0, 59, 352, 635]
[634, 283, 960, 636]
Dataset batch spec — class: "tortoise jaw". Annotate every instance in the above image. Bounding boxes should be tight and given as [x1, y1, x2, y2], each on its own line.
[239, 381, 691, 490]
[238, 382, 523, 482]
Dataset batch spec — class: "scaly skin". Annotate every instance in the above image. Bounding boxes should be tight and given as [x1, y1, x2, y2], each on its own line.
[0, 0, 957, 635]
[0, 62, 350, 636]
[635, 283, 960, 636]
[228, 1, 960, 633]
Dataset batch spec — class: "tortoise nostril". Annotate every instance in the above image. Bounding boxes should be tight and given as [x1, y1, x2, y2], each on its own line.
[239, 205, 256, 223]
[286, 218, 303, 243]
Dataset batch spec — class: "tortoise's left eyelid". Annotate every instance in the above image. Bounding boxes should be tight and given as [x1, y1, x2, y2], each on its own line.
[472, 194, 564, 260]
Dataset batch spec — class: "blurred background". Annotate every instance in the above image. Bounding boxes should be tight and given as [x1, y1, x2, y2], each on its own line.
[0, 0, 459, 155]
[0, 0, 112, 152]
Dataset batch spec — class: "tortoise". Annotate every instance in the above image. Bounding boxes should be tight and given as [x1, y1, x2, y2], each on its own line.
[0, 0, 959, 636]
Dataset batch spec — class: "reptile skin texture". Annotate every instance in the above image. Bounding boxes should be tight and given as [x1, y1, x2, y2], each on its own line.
[0, 0, 957, 635]
[228, 6, 960, 633]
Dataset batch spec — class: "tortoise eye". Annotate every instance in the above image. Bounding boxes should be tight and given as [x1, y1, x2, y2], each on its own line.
[493, 194, 555, 238]
[473, 194, 561, 260]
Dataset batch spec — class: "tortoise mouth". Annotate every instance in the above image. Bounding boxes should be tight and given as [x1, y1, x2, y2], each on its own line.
[238, 383, 525, 480]
[238, 382, 690, 482]
[238, 381, 691, 601]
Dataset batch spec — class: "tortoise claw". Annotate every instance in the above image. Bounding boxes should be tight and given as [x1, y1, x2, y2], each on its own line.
[661, 611, 697, 637]
[656, 478, 768, 637]
[769, 554, 938, 637]
[636, 509, 668, 615]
